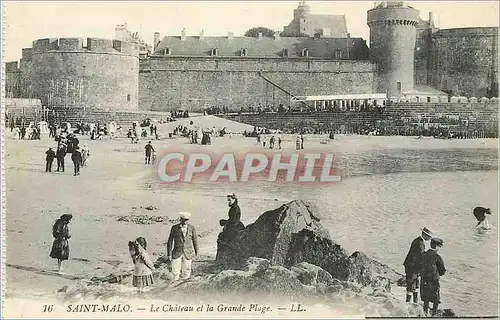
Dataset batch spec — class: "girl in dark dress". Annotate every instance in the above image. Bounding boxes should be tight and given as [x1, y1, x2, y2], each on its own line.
[49, 214, 72, 274]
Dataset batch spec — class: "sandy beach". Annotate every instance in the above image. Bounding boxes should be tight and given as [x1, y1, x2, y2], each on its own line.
[4, 116, 498, 316]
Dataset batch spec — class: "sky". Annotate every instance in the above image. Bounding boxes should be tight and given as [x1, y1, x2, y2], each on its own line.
[2, 1, 499, 62]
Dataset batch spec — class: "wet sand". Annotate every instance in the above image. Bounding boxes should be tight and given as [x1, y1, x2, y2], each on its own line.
[4, 116, 498, 303]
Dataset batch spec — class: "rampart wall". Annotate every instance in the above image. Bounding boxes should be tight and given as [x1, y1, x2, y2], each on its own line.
[138, 57, 376, 111]
[429, 27, 498, 98]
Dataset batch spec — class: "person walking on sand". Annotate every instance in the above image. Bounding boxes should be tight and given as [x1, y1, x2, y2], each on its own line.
[128, 237, 155, 293]
[56, 144, 66, 172]
[295, 136, 301, 150]
[403, 227, 433, 303]
[144, 141, 155, 164]
[49, 214, 72, 274]
[421, 238, 446, 316]
[45, 147, 56, 172]
[81, 144, 90, 167]
[167, 212, 198, 281]
[71, 147, 82, 176]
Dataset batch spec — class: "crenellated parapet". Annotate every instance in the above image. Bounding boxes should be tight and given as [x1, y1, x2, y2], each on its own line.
[367, 19, 418, 27]
[29, 37, 139, 57]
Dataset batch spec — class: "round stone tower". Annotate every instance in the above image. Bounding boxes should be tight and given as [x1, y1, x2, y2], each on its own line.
[367, 1, 420, 97]
[24, 37, 139, 110]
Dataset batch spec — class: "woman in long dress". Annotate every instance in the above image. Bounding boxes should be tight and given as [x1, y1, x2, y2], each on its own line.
[129, 237, 155, 293]
[49, 214, 73, 274]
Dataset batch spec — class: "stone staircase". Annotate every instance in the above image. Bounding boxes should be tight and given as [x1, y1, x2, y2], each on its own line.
[217, 102, 499, 133]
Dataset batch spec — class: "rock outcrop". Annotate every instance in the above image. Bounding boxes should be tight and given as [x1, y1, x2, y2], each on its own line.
[217, 200, 347, 267]
[329, 251, 402, 291]
[217, 200, 401, 290]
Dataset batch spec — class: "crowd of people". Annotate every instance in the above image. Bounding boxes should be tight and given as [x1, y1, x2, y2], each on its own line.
[45, 131, 90, 176]
[204, 102, 386, 116]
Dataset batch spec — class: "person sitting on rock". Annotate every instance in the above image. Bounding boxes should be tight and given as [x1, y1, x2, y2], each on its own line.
[221, 193, 244, 232]
[421, 238, 446, 316]
[217, 193, 245, 260]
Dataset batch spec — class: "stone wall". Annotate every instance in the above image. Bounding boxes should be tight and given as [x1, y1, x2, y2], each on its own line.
[138, 57, 376, 111]
[12, 37, 139, 110]
[5, 62, 22, 98]
[429, 27, 498, 97]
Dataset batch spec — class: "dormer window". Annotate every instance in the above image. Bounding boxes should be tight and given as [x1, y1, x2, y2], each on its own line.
[282, 48, 290, 57]
[241, 48, 248, 56]
[301, 48, 309, 57]
[163, 48, 171, 56]
[334, 49, 342, 59]
[211, 48, 218, 56]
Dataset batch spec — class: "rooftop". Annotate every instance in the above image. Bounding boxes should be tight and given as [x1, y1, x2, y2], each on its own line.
[152, 35, 369, 60]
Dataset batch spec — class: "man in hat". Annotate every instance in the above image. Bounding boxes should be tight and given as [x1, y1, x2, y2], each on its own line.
[45, 147, 56, 172]
[421, 238, 446, 316]
[403, 227, 434, 303]
[167, 212, 198, 281]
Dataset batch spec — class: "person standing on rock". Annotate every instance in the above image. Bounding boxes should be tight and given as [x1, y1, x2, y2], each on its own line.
[144, 141, 155, 165]
[403, 227, 434, 303]
[167, 212, 198, 281]
[49, 214, 72, 274]
[421, 238, 446, 316]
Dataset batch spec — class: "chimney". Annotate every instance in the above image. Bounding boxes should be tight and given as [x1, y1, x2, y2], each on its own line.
[429, 12, 435, 28]
[181, 28, 186, 41]
[228, 32, 234, 40]
[258, 32, 262, 40]
[274, 32, 280, 41]
[153, 32, 160, 50]
[200, 29, 205, 40]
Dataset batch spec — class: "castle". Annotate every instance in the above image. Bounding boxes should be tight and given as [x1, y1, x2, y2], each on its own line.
[4, 1, 499, 112]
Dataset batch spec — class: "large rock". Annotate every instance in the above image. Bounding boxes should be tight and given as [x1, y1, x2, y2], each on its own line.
[216, 200, 401, 291]
[217, 200, 347, 268]
[329, 251, 402, 291]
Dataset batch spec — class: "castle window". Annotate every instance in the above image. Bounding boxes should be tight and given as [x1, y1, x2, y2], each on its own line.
[241, 48, 247, 56]
[127, 94, 131, 102]
[211, 48, 218, 56]
[163, 48, 171, 55]
[334, 49, 342, 59]
[301, 48, 309, 57]
[282, 48, 290, 57]
[397, 82, 402, 92]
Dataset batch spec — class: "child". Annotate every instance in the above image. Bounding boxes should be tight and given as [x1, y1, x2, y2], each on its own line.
[129, 237, 155, 293]
[420, 238, 446, 316]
